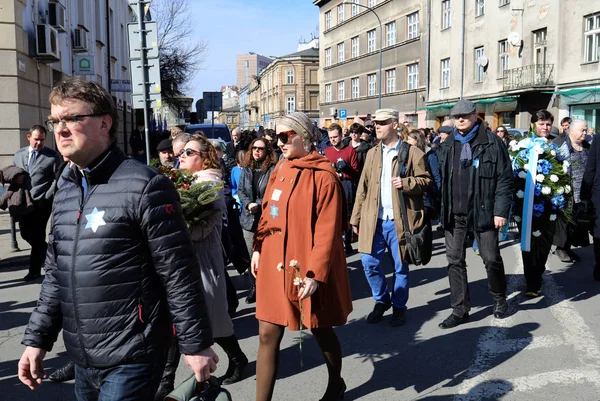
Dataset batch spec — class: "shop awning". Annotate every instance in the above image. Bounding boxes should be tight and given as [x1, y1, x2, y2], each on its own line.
[544, 86, 600, 97]
[422, 103, 455, 111]
[472, 96, 517, 104]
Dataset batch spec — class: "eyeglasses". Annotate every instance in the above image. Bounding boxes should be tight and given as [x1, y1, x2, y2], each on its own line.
[177, 148, 202, 158]
[45, 112, 108, 133]
[252, 146, 266, 151]
[373, 119, 392, 126]
[496, 129, 506, 133]
[276, 130, 297, 144]
[452, 114, 472, 120]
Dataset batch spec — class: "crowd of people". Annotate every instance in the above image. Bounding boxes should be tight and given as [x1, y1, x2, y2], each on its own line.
[7, 78, 600, 401]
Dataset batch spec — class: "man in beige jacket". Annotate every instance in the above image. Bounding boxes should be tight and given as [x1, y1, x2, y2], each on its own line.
[351, 109, 431, 327]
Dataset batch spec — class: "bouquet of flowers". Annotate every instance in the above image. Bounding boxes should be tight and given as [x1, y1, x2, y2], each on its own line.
[277, 259, 306, 367]
[508, 135, 572, 247]
[158, 167, 223, 227]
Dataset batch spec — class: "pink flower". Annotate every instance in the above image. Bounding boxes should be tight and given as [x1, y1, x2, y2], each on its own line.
[293, 277, 303, 287]
[289, 259, 299, 268]
[276, 262, 284, 272]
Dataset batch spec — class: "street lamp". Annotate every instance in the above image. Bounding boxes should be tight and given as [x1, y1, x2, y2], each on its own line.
[342, 1, 382, 109]
[269, 56, 298, 115]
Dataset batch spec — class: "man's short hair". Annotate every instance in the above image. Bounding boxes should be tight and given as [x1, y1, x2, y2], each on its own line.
[328, 123, 342, 133]
[531, 109, 554, 124]
[560, 116, 572, 125]
[49, 78, 119, 139]
[172, 132, 192, 146]
[29, 124, 47, 137]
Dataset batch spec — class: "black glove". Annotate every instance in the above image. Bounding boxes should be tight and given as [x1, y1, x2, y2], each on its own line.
[336, 158, 348, 171]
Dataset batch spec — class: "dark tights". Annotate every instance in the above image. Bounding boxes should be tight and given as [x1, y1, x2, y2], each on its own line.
[255, 320, 343, 401]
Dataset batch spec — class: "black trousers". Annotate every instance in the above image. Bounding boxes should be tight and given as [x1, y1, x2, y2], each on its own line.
[341, 179, 354, 246]
[445, 214, 507, 316]
[521, 223, 555, 292]
[19, 201, 52, 275]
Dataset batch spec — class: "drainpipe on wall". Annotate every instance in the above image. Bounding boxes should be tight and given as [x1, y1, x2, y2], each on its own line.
[459, 0, 466, 99]
[106, 0, 111, 93]
[425, 0, 431, 109]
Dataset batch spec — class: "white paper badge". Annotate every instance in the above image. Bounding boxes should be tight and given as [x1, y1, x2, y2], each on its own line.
[271, 189, 282, 201]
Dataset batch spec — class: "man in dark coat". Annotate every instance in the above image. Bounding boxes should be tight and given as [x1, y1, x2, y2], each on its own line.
[130, 123, 146, 162]
[582, 131, 600, 280]
[13, 125, 61, 281]
[437, 99, 513, 328]
[18, 79, 218, 400]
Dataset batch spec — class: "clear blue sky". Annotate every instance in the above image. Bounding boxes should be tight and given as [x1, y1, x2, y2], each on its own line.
[186, 0, 319, 104]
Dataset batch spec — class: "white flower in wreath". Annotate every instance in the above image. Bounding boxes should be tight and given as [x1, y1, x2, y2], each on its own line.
[565, 184, 571, 194]
[550, 150, 557, 156]
[532, 230, 542, 237]
[514, 215, 522, 222]
[536, 174, 545, 182]
[516, 190, 525, 198]
[510, 142, 520, 152]
[556, 187, 565, 195]
[550, 214, 557, 221]
[523, 164, 529, 171]
[518, 171, 527, 179]
[542, 186, 551, 195]
[519, 138, 532, 149]
[550, 174, 559, 183]
[534, 145, 544, 155]
[563, 161, 569, 173]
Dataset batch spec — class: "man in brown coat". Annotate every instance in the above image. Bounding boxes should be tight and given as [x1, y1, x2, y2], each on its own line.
[351, 108, 431, 326]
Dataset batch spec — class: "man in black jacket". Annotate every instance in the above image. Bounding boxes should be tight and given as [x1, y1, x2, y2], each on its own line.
[437, 99, 513, 329]
[18, 79, 218, 400]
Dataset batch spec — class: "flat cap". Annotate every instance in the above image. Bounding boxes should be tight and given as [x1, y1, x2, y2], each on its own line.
[373, 108, 399, 121]
[438, 125, 454, 134]
[450, 99, 476, 116]
[156, 138, 173, 152]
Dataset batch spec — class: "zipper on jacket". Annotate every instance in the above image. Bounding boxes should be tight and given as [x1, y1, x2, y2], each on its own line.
[71, 184, 89, 367]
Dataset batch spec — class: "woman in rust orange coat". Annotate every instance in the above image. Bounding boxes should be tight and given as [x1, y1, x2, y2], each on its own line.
[251, 112, 353, 401]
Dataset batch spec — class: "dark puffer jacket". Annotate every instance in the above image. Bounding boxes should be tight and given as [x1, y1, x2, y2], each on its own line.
[22, 144, 213, 368]
[438, 125, 514, 232]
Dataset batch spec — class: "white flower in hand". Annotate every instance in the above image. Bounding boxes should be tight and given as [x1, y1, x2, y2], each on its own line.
[276, 262, 284, 272]
[533, 230, 542, 237]
[516, 190, 525, 199]
[289, 259, 299, 268]
[293, 277, 304, 287]
[550, 174, 559, 183]
[550, 214, 557, 221]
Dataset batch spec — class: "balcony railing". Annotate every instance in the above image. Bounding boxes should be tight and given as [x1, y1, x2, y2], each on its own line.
[503, 64, 554, 91]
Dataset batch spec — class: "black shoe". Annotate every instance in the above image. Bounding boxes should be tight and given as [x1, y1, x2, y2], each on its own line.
[525, 288, 542, 298]
[493, 298, 509, 319]
[245, 286, 256, 304]
[366, 302, 391, 324]
[566, 249, 579, 261]
[23, 272, 41, 281]
[555, 248, 572, 263]
[594, 264, 600, 281]
[319, 378, 346, 401]
[389, 307, 406, 327]
[220, 354, 248, 385]
[438, 313, 469, 329]
[48, 361, 75, 382]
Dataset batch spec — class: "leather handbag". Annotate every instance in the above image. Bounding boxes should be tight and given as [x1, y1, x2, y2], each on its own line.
[396, 143, 432, 266]
[165, 376, 233, 401]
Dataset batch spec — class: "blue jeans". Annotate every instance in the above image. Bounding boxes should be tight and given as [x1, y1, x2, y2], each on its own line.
[74, 360, 165, 401]
[361, 218, 409, 309]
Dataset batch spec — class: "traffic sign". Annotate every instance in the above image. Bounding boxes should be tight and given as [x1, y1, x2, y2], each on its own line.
[255, 122, 260, 129]
[130, 58, 161, 95]
[131, 93, 162, 109]
[263, 115, 270, 123]
[338, 109, 347, 119]
[128, 22, 159, 59]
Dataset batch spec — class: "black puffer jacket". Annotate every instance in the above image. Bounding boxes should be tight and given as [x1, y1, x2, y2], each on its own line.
[438, 125, 514, 232]
[22, 144, 213, 368]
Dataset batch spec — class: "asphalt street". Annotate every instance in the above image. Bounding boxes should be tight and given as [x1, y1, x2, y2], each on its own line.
[1, 209, 599, 401]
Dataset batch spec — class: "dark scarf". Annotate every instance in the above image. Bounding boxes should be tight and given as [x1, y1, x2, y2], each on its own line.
[454, 123, 480, 167]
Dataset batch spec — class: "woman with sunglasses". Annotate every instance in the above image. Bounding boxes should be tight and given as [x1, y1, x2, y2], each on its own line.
[177, 134, 249, 385]
[495, 126, 511, 147]
[251, 112, 352, 401]
[238, 138, 277, 303]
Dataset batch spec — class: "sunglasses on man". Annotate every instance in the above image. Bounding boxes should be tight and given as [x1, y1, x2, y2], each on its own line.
[373, 119, 392, 126]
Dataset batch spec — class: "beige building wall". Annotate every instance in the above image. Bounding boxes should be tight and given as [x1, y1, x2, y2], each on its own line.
[315, 0, 427, 128]
[236, 53, 272, 90]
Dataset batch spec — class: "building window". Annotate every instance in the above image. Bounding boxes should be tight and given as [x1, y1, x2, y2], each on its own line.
[351, 36, 360, 58]
[441, 58, 450, 88]
[351, 77, 360, 99]
[337, 42, 345, 63]
[499, 0, 510, 6]
[325, 47, 332, 67]
[338, 4, 344, 23]
[584, 13, 600, 63]
[367, 29, 376, 52]
[337, 81, 345, 101]
[498, 39, 509, 76]
[351, 0, 359, 17]
[386, 22, 396, 46]
[368, 0, 376, 7]
[325, 84, 332, 103]
[407, 63, 419, 89]
[325, 11, 331, 30]
[475, 0, 485, 17]
[386, 69, 396, 93]
[368, 73, 377, 96]
[408, 12, 419, 39]
[442, 0, 451, 30]
[286, 95, 295, 114]
[533, 28, 547, 65]
[475, 46, 485, 82]
[286, 69, 294, 84]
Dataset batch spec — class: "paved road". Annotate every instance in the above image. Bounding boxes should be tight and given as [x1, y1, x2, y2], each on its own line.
[1, 210, 600, 400]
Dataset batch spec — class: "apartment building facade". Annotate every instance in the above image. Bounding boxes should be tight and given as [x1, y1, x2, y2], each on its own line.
[427, 0, 600, 131]
[236, 53, 272, 90]
[0, 0, 135, 166]
[314, 0, 427, 128]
